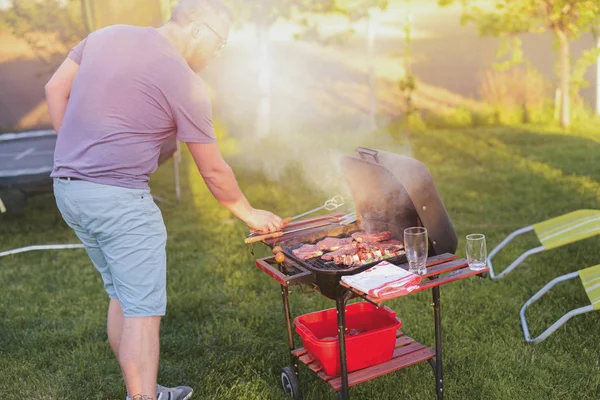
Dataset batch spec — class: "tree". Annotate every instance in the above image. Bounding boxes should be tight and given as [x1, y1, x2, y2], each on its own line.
[440, 0, 600, 128]
[2, 0, 170, 73]
[334, 0, 388, 21]
[222, 0, 388, 137]
[224, 0, 387, 26]
[398, 13, 417, 135]
[0, 0, 87, 72]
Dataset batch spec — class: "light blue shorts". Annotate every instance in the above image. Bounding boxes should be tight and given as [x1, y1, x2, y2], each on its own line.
[53, 178, 167, 317]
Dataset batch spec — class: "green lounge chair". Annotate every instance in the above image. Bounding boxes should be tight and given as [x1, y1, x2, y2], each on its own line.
[520, 264, 600, 343]
[488, 210, 600, 280]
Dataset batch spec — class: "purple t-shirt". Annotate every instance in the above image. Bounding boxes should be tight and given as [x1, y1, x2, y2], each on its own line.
[51, 25, 216, 189]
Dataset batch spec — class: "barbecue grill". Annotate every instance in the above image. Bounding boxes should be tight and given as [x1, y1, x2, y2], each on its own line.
[253, 148, 478, 400]
[258, 147, 458, 299]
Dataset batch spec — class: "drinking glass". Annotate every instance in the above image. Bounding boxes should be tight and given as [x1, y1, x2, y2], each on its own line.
[466, 234, 487, 271]
[404, 227, 428, 275]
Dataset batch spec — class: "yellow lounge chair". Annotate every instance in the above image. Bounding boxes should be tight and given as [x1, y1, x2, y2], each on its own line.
[488, 210, 600, 280]
[520, 264, 600, 343]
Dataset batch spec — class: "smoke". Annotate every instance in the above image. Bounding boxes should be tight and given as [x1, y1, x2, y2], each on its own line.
[204, 21, 414, 210]
[226, 122, 413, 217]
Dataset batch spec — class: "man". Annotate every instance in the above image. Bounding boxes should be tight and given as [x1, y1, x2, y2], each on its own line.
[45, 1, 284, 399]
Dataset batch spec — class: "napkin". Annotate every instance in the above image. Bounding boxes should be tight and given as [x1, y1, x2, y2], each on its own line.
[341, 261, 422, 300]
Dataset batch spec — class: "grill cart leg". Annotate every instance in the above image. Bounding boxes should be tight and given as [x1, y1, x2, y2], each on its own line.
[432, 286, 444, 400]
[336, 287, 354, 400]
[280, 283, 303, 399]
[281, 283, 299, 375]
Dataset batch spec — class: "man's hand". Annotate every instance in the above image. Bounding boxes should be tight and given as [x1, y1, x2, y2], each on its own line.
[245, 209, 284, 234]
[187, 143, 284, 234]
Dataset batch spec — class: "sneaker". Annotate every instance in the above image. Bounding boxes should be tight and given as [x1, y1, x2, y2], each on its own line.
[126, 384, 193, 400]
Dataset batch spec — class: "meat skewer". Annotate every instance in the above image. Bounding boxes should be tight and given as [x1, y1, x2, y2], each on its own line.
[334, 248, 406, 267]
[326, 237, 405, 267]
[321, 243, 359, 261]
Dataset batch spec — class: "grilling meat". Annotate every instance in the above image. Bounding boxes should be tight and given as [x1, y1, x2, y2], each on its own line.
[321, 243, 358, 261]
[333, 252, 360, 266]
[361, 240, 404, 254]
[292, 244, 323, 260]
[316, 236, 354, 251]
[333, 248, 405, 267]
[291, 231, 404, 267]
[351, 231, 393, 243]
[324, 238, 405, 267]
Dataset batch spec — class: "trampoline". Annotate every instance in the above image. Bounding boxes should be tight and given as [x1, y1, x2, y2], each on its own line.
[0, 130, 181, 214]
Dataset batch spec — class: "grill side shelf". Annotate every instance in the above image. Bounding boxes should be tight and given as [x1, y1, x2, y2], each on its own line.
[255, 256, 315, 287]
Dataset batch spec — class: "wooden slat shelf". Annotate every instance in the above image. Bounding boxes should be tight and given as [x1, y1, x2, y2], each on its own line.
[329, 347, 435, 391]
[293, 330, 435, 391]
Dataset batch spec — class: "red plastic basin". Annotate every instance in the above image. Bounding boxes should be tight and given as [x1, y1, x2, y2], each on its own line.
[294, 302, 401, 377]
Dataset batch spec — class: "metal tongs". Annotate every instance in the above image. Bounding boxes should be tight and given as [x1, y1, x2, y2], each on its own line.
[247, 195, 346, 239]
[286, 195, 345, 223]
[244, 211, 357, 244]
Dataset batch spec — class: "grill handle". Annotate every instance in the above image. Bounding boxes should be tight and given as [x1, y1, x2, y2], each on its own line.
[255, 256, 314, 287]
[356, 147, 380, 164]
[245, 231, 284, 244]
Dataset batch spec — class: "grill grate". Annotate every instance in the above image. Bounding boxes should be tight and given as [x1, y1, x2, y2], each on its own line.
[281, 232, 408, 274]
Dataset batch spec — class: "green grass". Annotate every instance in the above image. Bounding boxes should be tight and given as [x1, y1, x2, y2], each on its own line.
[1, 124, 599, 399]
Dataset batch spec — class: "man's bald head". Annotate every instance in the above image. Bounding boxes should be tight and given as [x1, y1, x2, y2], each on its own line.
[171, 0, 233, 26]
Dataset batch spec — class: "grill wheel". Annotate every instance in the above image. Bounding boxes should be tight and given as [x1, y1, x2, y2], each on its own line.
[280, 366, 302, 400]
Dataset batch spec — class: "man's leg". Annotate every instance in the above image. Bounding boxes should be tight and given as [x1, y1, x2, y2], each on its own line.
[64, 182, 168, 398]
[54, 178, 126, 360]
[94, 189, 167, 399]
[119, 316, 161, 399]
[108, 299, 124, 358]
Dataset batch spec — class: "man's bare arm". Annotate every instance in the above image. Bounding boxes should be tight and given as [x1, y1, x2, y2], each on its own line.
[187, 142, 283, 233]
[45, 58, 79, 133]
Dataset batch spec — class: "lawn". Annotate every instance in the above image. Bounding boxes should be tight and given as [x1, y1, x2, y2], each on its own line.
[0, 124, 599, 400]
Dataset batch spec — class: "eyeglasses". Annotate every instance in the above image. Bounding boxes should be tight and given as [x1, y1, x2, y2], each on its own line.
[202, 22, 227, 52]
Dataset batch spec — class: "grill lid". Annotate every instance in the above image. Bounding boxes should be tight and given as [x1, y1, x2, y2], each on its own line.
[341, 147, 458, 256]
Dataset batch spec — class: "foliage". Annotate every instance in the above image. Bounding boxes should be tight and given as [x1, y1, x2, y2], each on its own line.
[439, 0, 600, 127]
[440, 0, 600, 38]
[0, 0, 86, 69]
[398, 13, 418, 133]
[223, 0, 388, 27]
[493, 36, 524, 71]
[421, 106, 475, 129]
[480, 62, 550, 124]
[333, 0, 388, 21]
[571, 46, 600, 97]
